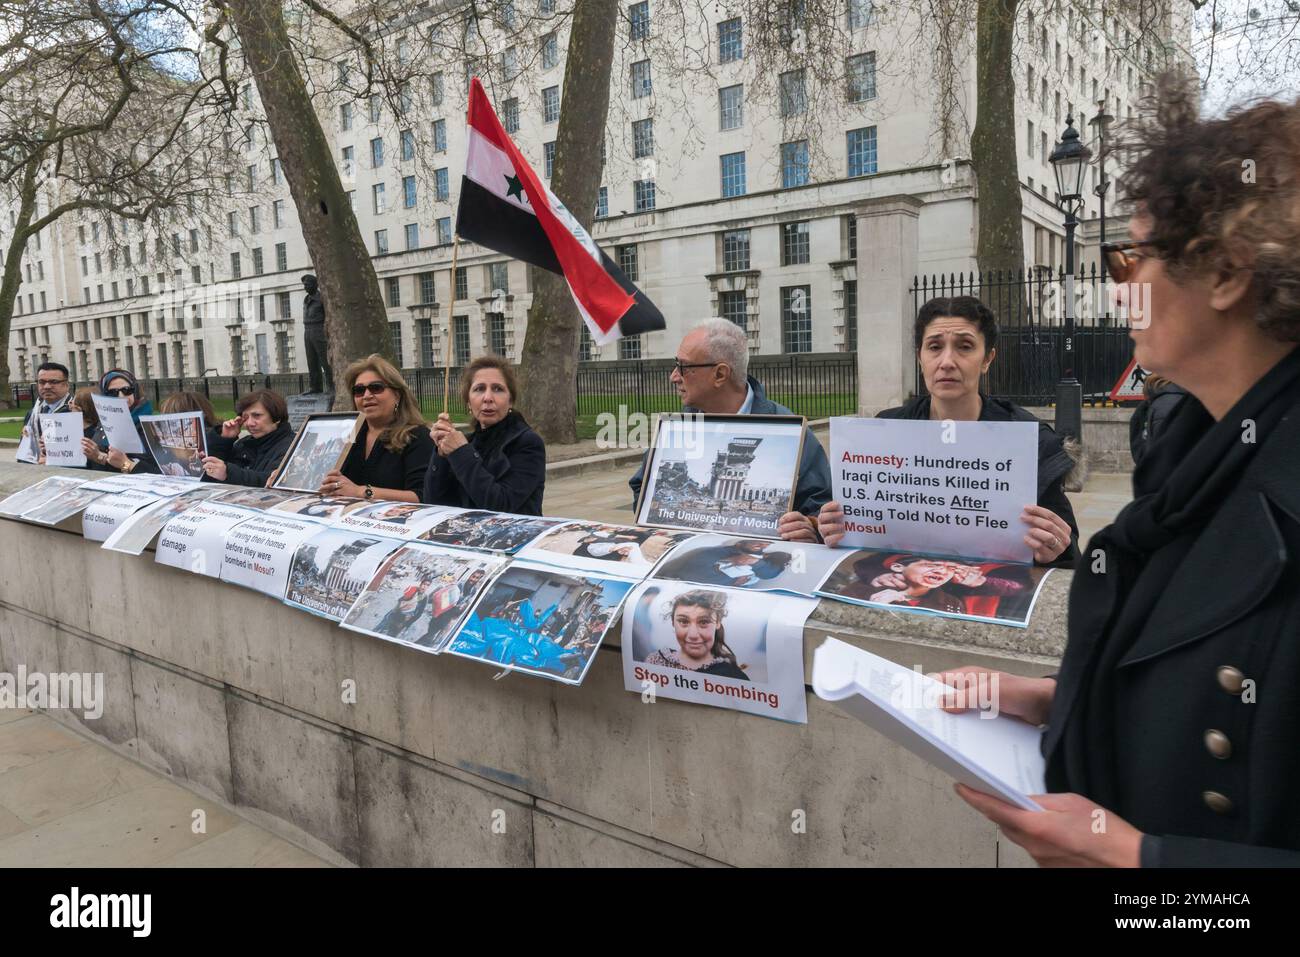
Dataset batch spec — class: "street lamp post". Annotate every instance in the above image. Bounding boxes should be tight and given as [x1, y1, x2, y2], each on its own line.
[1047, 116, 1092, 443]
[1089, 102, 1114, 249]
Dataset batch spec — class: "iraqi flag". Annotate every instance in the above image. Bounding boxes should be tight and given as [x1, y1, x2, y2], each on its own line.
[455, 77, 665, 346]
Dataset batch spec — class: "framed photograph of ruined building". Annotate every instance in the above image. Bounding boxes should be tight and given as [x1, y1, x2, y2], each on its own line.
[270, 412, 362, 494]
[635, 413, 806, 540]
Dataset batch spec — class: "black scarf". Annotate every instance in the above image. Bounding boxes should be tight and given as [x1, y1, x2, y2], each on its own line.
[1047, 346, 1300, 804]
[469, 410, 524, 460]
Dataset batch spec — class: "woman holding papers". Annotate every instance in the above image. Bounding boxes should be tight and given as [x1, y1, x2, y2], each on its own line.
[96, 370, 158, 474]
[202, 390, 295, 487]
[320, 355, 432, 503]
[423, 355, 547, 515]
[934, 75, 1300, 866]
[818, 296, 1080, 567]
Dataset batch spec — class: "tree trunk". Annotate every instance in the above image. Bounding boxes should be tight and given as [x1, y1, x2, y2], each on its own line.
[970, 0, 1024, 284]
[222, 0, 392, 406]
[0, 159, 41, 410]
[517, 0, 619, 445]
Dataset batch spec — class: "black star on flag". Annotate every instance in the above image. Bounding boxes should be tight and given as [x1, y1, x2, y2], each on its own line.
[504, 173, 526, 202]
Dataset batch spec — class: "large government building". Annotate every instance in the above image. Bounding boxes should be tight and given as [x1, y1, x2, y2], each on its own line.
[4, 0, 1191, 396]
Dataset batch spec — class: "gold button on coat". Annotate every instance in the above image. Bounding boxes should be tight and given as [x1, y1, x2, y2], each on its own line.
[1217, 666, 1245, 695]
[1204, 729, 1232, 759]
[1203, 790, 1234, 815]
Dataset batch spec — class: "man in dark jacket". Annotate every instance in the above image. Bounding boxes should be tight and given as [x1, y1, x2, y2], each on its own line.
[1128, 376, 1188, 465]
[629, 320, 832, 541]
[19, 362, 73, 463]
[201, 389, 295, 487]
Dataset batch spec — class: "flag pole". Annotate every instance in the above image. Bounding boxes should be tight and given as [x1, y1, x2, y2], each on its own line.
[442, 233, 462, 416]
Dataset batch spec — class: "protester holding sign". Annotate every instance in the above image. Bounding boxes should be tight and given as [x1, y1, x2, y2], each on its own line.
[939, 75, 1300, 866]
[97, 370, 158, 474]
[628, 320, 832, 542]
[18, 362, 72, 465]
[423, 355, 547, 515]
[72, 389, 113, 470]
[818, 297, 1080, 567]
[201, 390, 294, 487]
[319, 355, 432, 503]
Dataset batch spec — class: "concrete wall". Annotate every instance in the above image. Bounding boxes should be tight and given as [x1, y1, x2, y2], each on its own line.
[1025, 405, 1136, 476]
[0, 466, 1067, 867]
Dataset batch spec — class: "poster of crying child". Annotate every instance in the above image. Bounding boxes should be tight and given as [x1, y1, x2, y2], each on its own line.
[818, 418, 1058, 627]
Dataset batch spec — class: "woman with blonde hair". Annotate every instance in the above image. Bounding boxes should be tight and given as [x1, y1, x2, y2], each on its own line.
[319, 354, 434, 503]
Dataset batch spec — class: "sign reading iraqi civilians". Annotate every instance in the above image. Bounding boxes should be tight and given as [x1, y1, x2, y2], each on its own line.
[829, 418, 1039, 563]
[90, 393, 144, 454]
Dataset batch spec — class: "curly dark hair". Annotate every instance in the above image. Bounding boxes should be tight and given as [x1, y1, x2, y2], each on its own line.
[1116, 70, 1300, 341]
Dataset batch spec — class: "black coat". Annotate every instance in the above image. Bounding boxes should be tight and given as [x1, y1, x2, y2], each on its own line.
[206, 420, 295, 487]
[877, 394, 1081, 568]
[1046, 388, 1300, 866]
[1128, 382, 1189, 465]
[422, 411, 546, 515]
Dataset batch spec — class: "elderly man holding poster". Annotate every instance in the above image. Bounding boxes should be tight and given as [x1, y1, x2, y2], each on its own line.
[629, 319, 832, 542]
[818, 297, 1080, 567]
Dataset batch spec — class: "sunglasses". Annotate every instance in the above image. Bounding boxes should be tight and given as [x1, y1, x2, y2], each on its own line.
[1101, 241, 1160, 284]
[106, 386, 135, 398]
[351, 382, 391, 397]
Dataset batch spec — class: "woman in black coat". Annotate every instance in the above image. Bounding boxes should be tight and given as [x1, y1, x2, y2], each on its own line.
[423, 355, 546, 515]
[819, 295, 1081, 568]
[935, 75, 1300, 866]
[201, 389, 295, 487]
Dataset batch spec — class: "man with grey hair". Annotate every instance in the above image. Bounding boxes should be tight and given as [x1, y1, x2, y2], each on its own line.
[629, 319, 832, 542]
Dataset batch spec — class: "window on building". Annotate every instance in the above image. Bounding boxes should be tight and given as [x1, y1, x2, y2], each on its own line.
[722, 229, 750, 271]
[369, 94, 382, 123]
[618, 335, 642, 360]
[503, 98, 520, 134]
[405, 223, 420, 250]
[843, 279, 858, 352]
[579, 326, 593, 362]
[718, 17, 742, 62]
[595, 186, 608, 218]
[846, 215, 858, 258]
[847, 126, 878, 177]
[848, 0, 872, 29]
[628, 1, 650, 39]
[781, 221, 810, 265]
[436, 217, 452, 245]
[719, 84, 744, 130]
[435, 167, 450, 200]
[720, 152, 746, 197]
[278, 291, 292, 319]
[341, 145, 355, 179]
[340, 102, 353, 131]
[1027, 119, 1035, 158]
[403, 175, 417, 208]
[616, 244, 639, 281]
[418, 319, 435, 366]
[400, 129, 415, 161]
[227, 210, 239, 237]
[375, 229, 389, 255]
[431, 72, 445, 106]
[544, 141, 556, 178]
[273, 199, 285, 229]
[419, 272, 436, 304]
[453, 315, 470, 365]
[633, 179, 655, 211]
[632, 118, 654, 158]
[371, 137, 384, 168]
[541, 32, 558, 70]
[630, 59, 652, 98]
[373, 183, 386, 214]
[543, 86, 561, 123]
[387, 276, 402, 307]
[455, 266, 468, 300]
[249, 206, 260, 234]
[779, 68, 807, 116]
[781, 285, 812, 353]
[276, 243, 287, 271]
[781, 139, 810, 187]
[489, 261, 510, 295]
[719, 290, 747, 330]
[488, 313, 508, 357]
[847, 51, 877, 102]
[433, 118, 447, 152]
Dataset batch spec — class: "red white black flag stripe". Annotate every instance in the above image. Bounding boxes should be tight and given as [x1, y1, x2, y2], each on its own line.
[455, 78, 665, 345]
